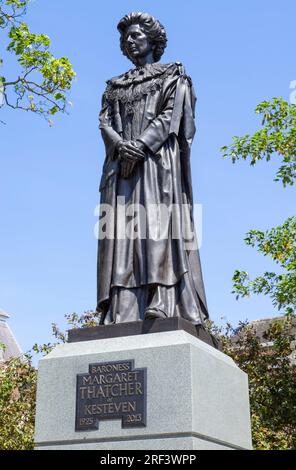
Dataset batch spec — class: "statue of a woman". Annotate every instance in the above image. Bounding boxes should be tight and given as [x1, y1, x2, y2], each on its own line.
[97, 12, 209, 325]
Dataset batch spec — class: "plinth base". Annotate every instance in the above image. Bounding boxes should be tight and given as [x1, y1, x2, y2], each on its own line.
[35, 327, 252, 450]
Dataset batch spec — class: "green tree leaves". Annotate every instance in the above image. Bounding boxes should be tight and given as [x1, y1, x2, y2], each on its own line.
[0, 310, 99, 449]
[221, 98, 296, 187]
[207, 315, 296, 449]
[221, 95, 296, 448]
[0, 353, 36, 450]
[222, 97, 296, 316]
[0, 0, 75, 123]
[232, 218, 296, 315]
[223, 316, 296, 449]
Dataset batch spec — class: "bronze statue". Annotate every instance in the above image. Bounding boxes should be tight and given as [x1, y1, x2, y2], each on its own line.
[96, 12, 208, 325]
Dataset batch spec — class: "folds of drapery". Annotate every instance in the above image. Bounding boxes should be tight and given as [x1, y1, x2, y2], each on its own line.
[97, 64, 208, 321]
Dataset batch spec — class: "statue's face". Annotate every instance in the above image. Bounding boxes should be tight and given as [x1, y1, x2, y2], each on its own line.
[124, 24, 153, 63]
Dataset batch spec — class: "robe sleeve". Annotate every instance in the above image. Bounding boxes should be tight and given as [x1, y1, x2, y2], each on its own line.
[137, 67, 196, 155]
[99, 91, 122, 160]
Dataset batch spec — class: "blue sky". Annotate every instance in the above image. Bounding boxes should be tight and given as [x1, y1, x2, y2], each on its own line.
[0, 0, 295, 353]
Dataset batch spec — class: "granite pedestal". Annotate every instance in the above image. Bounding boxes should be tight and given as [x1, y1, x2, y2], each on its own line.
[34, 321, 252, 450]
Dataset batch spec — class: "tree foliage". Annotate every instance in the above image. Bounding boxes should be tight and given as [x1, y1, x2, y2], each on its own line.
[232, 217, 296, 316]
[0, 0, 75, 123]
[221, 98, 296, 187]
[32, 310, 101, 355]
[219, 95, 296, 448]
[0, 351, 36, 450]
[0, 311, 97, 450]
[222, 97, 296, 314]
[209, 314, 296, 450]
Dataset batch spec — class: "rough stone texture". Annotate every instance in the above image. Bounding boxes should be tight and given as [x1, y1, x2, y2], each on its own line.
[35, 330, 252, 450]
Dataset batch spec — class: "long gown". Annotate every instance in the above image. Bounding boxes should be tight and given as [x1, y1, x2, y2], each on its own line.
[97, 61, 209, 325]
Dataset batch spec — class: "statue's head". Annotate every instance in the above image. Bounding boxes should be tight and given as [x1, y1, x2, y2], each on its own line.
[117, 12, 167, 65]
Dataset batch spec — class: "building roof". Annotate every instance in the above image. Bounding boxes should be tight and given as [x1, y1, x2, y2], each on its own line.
[250, 316, 296, 342]
[231, 315, 296, 348]
[0, 308, 22, 361]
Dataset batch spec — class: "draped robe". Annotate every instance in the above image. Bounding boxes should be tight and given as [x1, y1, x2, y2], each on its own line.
[97, 62, 209, 324]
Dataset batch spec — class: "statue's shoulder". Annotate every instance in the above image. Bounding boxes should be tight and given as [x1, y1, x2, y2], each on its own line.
[163, 62, 193, 84]
[160, 62, 187, 77]
[174, 62, 192, 79]
[172, 62, 194, 87]
[174, 61, 185, 73]
[106, 70, 127, 86]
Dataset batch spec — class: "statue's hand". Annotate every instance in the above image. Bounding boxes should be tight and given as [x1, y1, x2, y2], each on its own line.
[135, 140, 147, 152]
[117, 140, 146, 178]
[117, 140, 146, 163]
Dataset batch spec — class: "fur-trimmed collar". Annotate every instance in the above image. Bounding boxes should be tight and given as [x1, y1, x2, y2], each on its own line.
[107, 62, 177, 88]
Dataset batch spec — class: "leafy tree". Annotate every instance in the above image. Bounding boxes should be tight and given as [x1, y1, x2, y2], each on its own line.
[0, 351, 37, 450]
[0, 0, 75, 123]
[221, 98, 296, 187]
[209, 314, 296, 450]
[233, 217, 296, 316]
[0, 311, 96, 450]
[32, 310, 101, 355]
[222, 98, 296, 315]
[220, 97, 296, 448]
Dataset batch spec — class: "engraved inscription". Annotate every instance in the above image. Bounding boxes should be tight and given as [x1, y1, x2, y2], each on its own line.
[75, 359, 147, 431]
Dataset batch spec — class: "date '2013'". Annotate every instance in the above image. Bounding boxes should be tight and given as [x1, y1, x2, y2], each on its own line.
[126, 413, 142, 423]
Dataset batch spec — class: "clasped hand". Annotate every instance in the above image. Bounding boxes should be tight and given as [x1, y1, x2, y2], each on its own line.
[116, 140, 146, 178]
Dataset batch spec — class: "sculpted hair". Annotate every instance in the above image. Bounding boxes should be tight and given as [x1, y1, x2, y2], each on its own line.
[117, 12, 167, 63]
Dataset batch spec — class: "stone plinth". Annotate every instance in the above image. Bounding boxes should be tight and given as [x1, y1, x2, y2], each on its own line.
[35, 328, 252, 450]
